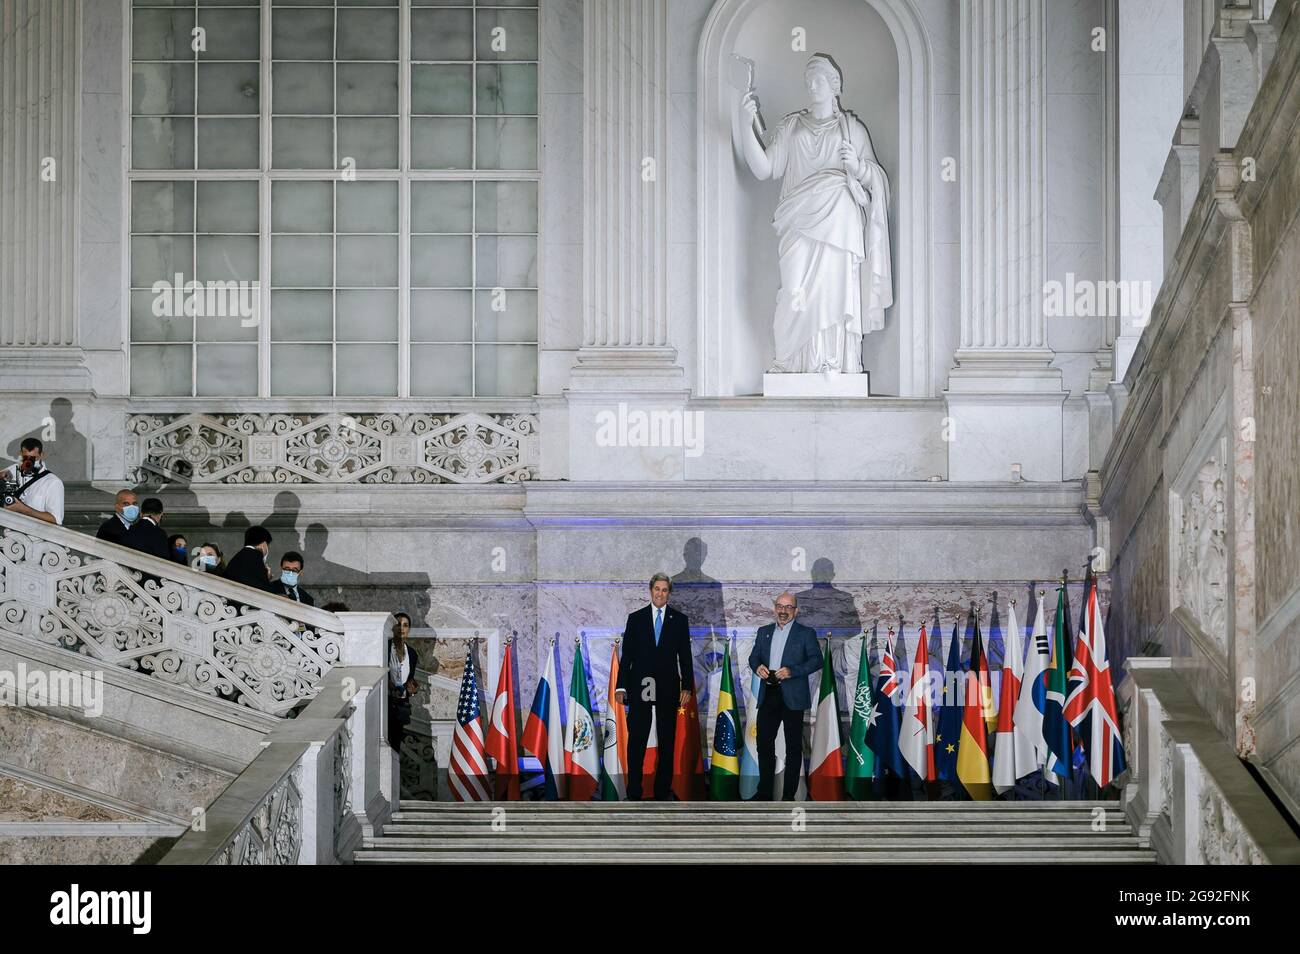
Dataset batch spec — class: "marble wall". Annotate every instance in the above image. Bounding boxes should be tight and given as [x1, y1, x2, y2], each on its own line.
[1101, 0, 1299, 811]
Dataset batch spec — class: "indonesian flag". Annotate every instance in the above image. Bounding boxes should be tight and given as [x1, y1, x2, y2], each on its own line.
[1064, 585, 1128, 787]
[900, 623, 936, 783]
[672, 690, 706, 801]
[484, 639, 521, 800]
[991, 602, 1025, 794]
[600, 643, 628, 800]
[807, 639, 845, 800]
[522, 641, 566, 798]
[1013, 596, 1051, 777]
[564, 642, 599, 800]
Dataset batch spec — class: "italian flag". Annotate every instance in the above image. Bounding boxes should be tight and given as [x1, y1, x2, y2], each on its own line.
[807, 640, 845, 800]
[563, 642, 599, 801]
[709, 642, 740, 800]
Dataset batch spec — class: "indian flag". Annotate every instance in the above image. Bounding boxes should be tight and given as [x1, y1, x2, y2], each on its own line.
[807, 640, 845, 800]
[709, 640, 740, 800]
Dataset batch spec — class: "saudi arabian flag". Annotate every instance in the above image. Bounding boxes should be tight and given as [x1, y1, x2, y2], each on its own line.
[709, 642, 740, 800]
[844, 633, 877, 800]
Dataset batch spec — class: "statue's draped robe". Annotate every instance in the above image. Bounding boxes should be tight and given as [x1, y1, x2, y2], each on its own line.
[765, 109, 892, 373]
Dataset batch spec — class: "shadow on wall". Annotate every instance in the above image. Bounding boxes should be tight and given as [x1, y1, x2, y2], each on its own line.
[793, 557, 862, 638]
[670, 537, 727, 634]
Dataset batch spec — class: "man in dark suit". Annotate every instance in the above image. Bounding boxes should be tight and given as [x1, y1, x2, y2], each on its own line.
[95, 489, 139, 545]
[614, 572, 694, 800]
[748, 592, 823, 800]
[271, 551, 314, 605]
[120, 498, 170, 561]
[223, 525, 274, 592]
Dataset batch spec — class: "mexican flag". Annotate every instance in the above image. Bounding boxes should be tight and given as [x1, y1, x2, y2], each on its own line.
[844, 633, 877, 800]
[807, 640, 845, 800]
[563, 642, 599, 801]
[709, 642, 740, 800]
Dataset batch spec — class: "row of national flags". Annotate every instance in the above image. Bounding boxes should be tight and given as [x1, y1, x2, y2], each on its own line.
[449, 575, 1125, 801]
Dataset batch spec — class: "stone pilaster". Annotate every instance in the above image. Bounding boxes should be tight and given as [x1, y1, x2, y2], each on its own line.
[567, 0, 685, 480]
[946, 0, 1066, 481]
[0, 0, 81, 375]
[571, 0, 681, 392]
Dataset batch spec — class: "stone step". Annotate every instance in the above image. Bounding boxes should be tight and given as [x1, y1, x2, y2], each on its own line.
[396, 800, 1121, 812]
[354, 849, 1157, 865]
[363, 835, 1146, 850]
[380, 823, 1136, 836]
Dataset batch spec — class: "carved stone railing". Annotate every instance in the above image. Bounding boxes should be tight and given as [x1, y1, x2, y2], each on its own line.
[162, 615, 392, 865]
[0, 508, 346, 715]
[1121, 657, 1300, 864]
[126, 409, 539, 485]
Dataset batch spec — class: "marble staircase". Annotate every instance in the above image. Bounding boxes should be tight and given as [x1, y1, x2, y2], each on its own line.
[353, 801, 1157, 864]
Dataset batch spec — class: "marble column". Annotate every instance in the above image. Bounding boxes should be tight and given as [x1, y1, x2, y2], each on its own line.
[946, 0, 1066, 482]
[0, 0, 81, 368]
[567, 0, 687, 480]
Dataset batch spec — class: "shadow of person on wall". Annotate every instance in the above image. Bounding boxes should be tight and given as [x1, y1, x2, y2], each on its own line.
[792, 557, 862, 639]
[6, 397, 91, 484]
[670, 536, 727, 635]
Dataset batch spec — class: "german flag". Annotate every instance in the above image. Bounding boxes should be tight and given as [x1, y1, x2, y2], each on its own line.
[956, 612, 994, 800]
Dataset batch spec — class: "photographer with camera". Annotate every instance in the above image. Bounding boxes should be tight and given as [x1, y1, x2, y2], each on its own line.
[2, 438, 64, 526]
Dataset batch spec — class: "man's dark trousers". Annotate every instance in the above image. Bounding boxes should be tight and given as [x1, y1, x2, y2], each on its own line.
[757, 686, 804, 800]
[626, 693, 678, 801]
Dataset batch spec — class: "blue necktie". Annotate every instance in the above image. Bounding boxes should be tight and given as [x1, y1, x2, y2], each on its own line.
[654, 608, 663, 646]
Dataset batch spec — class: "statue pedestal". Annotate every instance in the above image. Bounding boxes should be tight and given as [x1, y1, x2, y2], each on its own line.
[762, 372, 870, 398]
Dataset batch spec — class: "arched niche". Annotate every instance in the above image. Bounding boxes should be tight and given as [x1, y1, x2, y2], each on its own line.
[697, 0, 934, 397]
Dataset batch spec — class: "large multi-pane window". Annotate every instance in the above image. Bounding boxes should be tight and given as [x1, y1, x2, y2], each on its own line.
[129, 0, 539, 397]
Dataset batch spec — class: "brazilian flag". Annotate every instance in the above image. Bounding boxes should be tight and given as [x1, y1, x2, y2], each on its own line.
[709, 642, 740, 800]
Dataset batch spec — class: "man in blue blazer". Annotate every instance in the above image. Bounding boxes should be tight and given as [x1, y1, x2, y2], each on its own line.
[748, 592, 823, 800]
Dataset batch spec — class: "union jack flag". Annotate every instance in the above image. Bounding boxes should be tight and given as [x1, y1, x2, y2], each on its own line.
[1063, 585, 1127, 787]
[450, 642, 490, 801]
[879, 633, 903, 702]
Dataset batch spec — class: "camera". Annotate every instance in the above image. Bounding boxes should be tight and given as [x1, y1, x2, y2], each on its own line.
[1, 475, 20, 507]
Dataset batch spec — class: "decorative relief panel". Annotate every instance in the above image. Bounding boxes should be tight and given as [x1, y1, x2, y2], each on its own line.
[1199, 780, 1265, 865]
[1170, 437, 1228, 651]
[127, 412, 540, 486]
[216, 766, 303, 866]
[0, 526, 341, 714]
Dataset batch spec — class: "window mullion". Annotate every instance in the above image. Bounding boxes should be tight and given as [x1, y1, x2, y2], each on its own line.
[399, 0, 411, 398]
[258, 0, 273, 398]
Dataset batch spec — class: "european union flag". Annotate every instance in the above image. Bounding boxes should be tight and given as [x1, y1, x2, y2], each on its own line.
[934, 616, 965, 782]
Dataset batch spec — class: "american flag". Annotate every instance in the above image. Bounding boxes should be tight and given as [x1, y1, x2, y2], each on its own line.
[450, 642, 490, 801]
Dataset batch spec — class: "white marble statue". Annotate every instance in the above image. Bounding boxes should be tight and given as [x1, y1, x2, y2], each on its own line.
[735, 54, 892, 373]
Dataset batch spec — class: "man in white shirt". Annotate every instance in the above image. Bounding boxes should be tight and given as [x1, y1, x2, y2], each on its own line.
[3, 438, 64, 526]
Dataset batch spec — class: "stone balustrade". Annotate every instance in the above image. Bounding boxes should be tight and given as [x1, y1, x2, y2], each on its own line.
[161, 618, 393, 865]
[1121, 657, 1300, 864]
[0, 507, 353, 715]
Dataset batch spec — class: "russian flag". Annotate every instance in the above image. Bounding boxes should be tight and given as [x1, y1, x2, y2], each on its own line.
[522, 640, 567, 799]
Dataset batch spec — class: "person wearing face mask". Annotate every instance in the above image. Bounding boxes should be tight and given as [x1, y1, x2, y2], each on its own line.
[223, 525, 275, 592]
[2, 438, 64, 526]
[271, 551, 314, 605]
[193, 542, 225, 573]
[121, 498, 171, 561]
[96, 489, 139, 544]
[167, 534, 189, 565]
